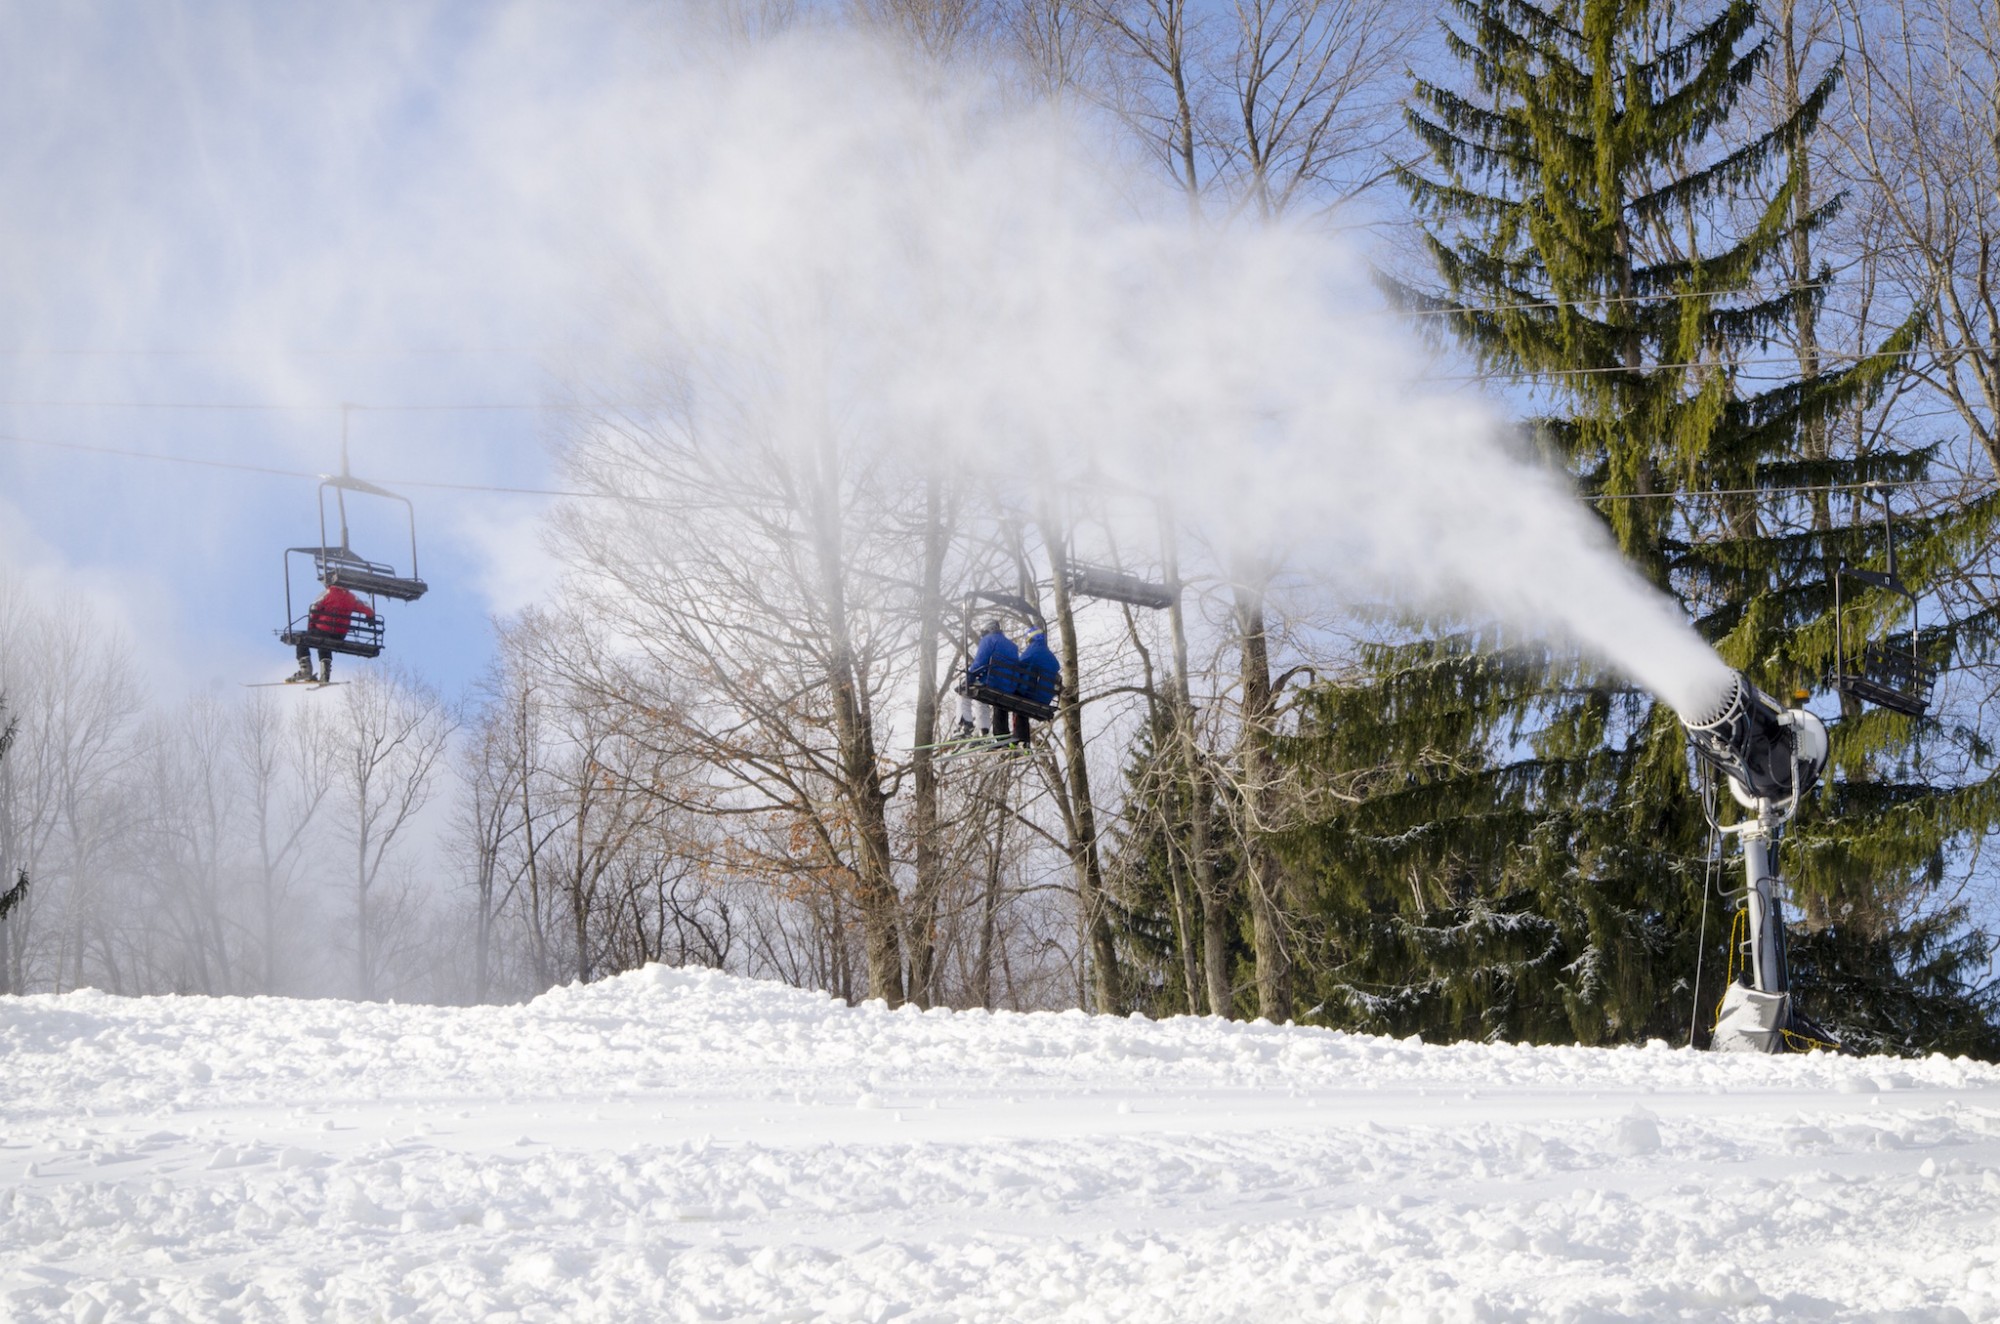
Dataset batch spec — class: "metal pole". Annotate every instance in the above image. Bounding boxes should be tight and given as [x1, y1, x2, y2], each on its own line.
[337, 405, 352, 552]
[1738, 807, 1787, 995]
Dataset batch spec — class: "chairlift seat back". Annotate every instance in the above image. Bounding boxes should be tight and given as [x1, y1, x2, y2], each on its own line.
[1833, 545, 1935, 718]
[1836, 640, 1932, 718]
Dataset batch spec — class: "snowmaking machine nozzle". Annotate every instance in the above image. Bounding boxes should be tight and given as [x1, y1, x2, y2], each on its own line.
[1682, 671, 1829, 809]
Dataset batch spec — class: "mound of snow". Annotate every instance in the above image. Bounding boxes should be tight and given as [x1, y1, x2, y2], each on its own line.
[5, 964, 2000, 1320]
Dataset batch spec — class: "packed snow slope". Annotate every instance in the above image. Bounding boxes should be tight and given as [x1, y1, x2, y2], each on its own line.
[5, 968, 2000, 1322]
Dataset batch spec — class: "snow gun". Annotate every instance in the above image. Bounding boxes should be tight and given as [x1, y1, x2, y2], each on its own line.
[1681, 672, 1831, 1053]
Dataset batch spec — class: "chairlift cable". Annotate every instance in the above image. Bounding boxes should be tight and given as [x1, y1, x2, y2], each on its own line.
[0, 398, 563, 412]
[1394, 278, 1837, 319]
[0, 432, 608, 500]
[0, 280, 1844, 359]
[0, 433, 1985, 510]
[0, 342, 1989, 412]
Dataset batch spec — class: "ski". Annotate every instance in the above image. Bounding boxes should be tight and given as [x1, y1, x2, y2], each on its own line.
[243, 680, 349, 689]
[932, 738, 1034, 763]
[914, 734, 1014, 753]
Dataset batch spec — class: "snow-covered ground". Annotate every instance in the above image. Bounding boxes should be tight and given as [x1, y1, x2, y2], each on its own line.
[4, 967, 1998, 1323]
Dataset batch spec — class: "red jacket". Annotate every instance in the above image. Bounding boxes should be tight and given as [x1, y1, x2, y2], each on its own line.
[309, 584, 373, 637]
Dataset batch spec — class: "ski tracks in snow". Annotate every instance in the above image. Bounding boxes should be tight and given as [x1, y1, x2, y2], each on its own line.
[3, 965, 1999, 1321]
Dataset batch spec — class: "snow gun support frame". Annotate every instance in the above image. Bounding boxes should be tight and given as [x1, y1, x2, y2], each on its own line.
[1683, 672, 1832, 1053]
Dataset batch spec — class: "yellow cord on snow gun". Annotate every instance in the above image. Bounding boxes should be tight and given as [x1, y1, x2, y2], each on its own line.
[1713, 906, 1840, 1053]
[1780, 1025, 1842, 1053]
[1713, 909, 1748, 1033]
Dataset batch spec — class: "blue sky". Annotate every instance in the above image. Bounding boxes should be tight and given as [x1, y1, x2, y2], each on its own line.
[0, 3, 642, 702]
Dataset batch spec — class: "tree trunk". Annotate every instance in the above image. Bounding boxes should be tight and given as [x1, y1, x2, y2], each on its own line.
[355, 794, 373, 1001]
[1162, 507, 1231, 1016]
[905, 475, 950, 1007]
[1234, 574, 1291, 1022]
[1038, 508, 1122, 1014]
[974, 763, 1010, 1009]
[811, 436, 904, 1005]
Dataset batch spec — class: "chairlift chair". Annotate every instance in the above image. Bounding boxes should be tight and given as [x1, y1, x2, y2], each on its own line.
[958, 656, 1057, 724]
[276, 546, 386, 659]
[1063, 562, 1174, 611]
[1832, 497, 1935, 719]
[313, 475, 428, 602]
[956, 590, 1057, 723]
[272, 467, 425, 665]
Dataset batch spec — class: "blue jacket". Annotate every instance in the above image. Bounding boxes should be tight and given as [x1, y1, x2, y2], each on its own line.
[969, 629, 1020, 688]
[1018, 632, 1060, 704]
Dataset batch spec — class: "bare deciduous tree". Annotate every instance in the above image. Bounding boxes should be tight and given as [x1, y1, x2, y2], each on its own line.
[1836, 0, 2000, 469]
[333, 669, 455, 1000]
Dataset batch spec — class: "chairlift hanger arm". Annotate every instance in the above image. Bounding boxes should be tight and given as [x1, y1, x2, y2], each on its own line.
[963, 589, 1046, 631]
[321, 473, 410, 503]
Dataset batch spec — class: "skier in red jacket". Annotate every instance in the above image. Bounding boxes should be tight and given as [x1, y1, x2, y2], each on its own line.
[290, 583, 373, 683]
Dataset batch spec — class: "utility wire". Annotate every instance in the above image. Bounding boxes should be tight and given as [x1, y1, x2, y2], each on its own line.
[0, 398, 564, 412]
[1587, 478, 1975, 502]
[0, 433, 605, 500]
[1397, 279, 1837, 319]
[0, 280, 1847, 356]
[1429, 342, 1989, 384]
[0, 346, 542, 359]
[0, 339, 1976, 408]
[2, 430, 1985, 508]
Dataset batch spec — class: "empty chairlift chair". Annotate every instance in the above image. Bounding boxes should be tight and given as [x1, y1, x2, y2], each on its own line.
[1832, 500, 1936, 719]
[312, 475, 428, 603]
[1062, 562, 1175, 611]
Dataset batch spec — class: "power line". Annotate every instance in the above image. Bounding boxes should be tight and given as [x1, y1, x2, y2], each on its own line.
[0, 398, 564, 413]
[0, 346, 542, 359]
[0, 338, 1974, 410]
[4, 430, 1986, 510]
[1587, 478, 1973, 503]
[0, 281, 1848, 357]
[0, 433, 604, 500]
[1427, 342, 1974, 384]
[1396, 279, 1838, 319]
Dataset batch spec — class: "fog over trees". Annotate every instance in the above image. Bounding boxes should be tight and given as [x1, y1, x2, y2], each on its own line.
[4, 0, 2000, 1055]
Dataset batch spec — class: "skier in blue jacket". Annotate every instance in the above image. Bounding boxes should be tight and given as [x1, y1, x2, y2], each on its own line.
[956, 621, 1020, 738]
[1010, 629, 1061, 744]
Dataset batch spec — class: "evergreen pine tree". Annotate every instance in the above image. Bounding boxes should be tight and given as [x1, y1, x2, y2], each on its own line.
[1105, 706, 1247, 1017]
[1279, 0, 2000, 1052]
